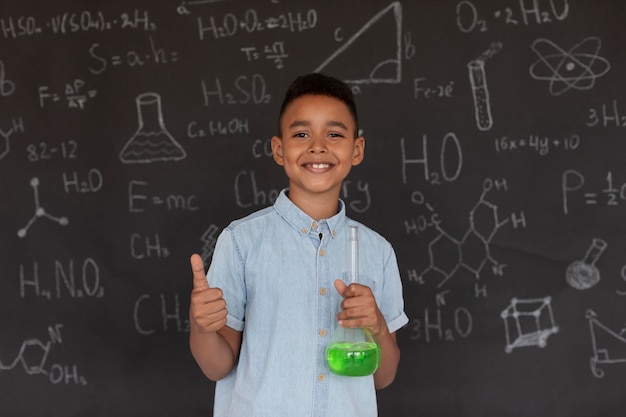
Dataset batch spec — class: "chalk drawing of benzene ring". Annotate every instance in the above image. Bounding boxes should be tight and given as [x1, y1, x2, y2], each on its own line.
[529, 36, 610, 96]
[315, 2, 402, 85]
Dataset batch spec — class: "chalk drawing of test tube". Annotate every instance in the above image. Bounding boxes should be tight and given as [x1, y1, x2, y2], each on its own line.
[468, 59, 493, 131]
[468, 42, 501, 131]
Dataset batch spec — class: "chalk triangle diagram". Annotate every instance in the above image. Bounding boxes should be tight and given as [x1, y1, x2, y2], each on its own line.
[314, 2, 402, 84]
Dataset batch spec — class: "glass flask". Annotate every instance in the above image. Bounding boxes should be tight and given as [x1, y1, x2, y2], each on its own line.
[326, 225, 380, 377]
[119, 92, 187, 163]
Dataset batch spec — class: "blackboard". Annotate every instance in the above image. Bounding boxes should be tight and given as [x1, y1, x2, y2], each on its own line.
[1, 0, 625, 416]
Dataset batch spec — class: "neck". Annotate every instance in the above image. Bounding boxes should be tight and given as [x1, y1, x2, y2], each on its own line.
[287, 189, 340, 220]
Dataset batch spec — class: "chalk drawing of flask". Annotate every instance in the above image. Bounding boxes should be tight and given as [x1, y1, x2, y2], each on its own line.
[119, 92, 186, 163]
[566, 238, 607, 290]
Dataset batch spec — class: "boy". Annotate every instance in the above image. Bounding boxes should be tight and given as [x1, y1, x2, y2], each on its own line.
[189, 73, 408, 416]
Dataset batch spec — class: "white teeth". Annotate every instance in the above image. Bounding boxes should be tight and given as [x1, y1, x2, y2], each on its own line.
[311, 163, 330, 169]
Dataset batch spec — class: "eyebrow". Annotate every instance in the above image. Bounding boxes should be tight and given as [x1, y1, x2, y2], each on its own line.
[288, 120, 349, 130]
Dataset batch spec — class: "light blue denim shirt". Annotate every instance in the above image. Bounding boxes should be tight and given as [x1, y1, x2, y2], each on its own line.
[206, 189, 409, 417]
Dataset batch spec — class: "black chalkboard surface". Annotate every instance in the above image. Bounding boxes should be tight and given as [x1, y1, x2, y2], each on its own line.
[1, 1, 626, 416]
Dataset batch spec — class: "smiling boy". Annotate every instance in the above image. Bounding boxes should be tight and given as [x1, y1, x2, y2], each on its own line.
[189, 73, 408, 417]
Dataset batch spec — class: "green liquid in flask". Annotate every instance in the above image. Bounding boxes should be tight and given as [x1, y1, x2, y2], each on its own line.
[326, 341, 380, 376]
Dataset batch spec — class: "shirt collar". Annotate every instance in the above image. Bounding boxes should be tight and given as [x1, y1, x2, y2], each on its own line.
[274, 189, 345, 239]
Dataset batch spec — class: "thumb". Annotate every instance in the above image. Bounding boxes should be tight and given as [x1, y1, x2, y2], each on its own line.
[334, 279, 349, 298]
[190, 253, 209, 291]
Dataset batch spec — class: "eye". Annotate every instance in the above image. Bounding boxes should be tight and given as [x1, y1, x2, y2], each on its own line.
[293, 132, 309, 138]
[327, 132, 346, 141]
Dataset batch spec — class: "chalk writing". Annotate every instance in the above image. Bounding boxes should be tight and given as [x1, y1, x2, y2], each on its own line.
[241, 41, 288, 69]
[0, 60, 16, 97]
[586, 100, 626, 128]
[235, 170, 280, 208]
[409, 307, 473, 343]
[88, 37, 180, 76]
[38, 79, 97, 109]
[400, 133, 463, 185]
[131, 234, 170, 259]
[197, 8, 317, 40]
[201, 75, 271, 106]
[0, 9, 156, 39]
[62, 169, 103, 194]
[456, 0, 570, 33]
[128, 180, 199, 213]
[133, 293, 189, 335]
[562, 170, 626, 214]
[19, 258, 104, 300]
[413, 78, 454, 100]
[187, 118, 250, 138]
[26, 140, 78, 162]
[494, 134, 580, 155]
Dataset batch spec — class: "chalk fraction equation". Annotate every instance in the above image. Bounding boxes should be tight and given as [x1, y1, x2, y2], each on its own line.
[38, 79, 97, 110]
[0, 9, 157, 39]
[563, 170, 626, 214]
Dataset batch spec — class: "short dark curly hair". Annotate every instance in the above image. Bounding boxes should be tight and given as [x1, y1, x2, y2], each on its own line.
[276, 73, 359, 138]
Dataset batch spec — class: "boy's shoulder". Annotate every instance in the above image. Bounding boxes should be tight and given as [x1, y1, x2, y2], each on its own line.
[345, 217, 392, 248]
[227, 205, 276, 231]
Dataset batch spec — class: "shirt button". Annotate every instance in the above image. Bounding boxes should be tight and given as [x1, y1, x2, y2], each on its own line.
[319, 329, 327, 337]
[318, 373, 326, 381]
[320, 287, 327, 295]
[301, 228, 308, 234]
[332, 230, 337, 237]
[319, 249, 325, 256]
[312, 222, 318, 229]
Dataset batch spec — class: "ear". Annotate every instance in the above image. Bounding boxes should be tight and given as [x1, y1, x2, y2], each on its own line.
[352, 136, 365, 166]
[271, 136, 284, 166]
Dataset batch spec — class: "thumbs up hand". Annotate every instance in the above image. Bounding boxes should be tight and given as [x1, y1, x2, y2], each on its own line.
[189, 253, 228, 334]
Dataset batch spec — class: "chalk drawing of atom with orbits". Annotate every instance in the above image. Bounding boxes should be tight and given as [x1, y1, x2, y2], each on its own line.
[529, 36, 610, 96]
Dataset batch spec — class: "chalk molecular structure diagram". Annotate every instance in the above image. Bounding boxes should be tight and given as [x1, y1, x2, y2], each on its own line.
[0, 117, 24, 161]
[501, 296, 559, 353]
[417, 179, 523, 289]
[529, 36, 610, 96]
[0, 324, 87, 385]
[17, 177, 69, 238]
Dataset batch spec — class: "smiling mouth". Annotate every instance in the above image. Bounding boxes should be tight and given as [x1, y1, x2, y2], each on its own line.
[306, 163, 332, 169]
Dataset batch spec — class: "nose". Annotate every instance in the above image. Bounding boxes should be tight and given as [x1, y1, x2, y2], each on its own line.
[308, 135, 327, 154]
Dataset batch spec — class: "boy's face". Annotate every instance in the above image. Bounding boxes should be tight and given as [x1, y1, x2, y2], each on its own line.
[271, 94, 364, 202]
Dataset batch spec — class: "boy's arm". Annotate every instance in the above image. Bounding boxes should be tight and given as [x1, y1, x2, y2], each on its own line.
[333, 280, 401, 389]
[189, 254, 242, 381]
[371, 326, 400, 389]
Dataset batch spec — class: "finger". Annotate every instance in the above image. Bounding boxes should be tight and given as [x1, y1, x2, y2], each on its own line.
[334, 279, 348, 298]
[190, 253, 209, 292]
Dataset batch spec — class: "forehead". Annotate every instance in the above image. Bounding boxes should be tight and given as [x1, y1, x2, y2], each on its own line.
[281, 94, 356, 129]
